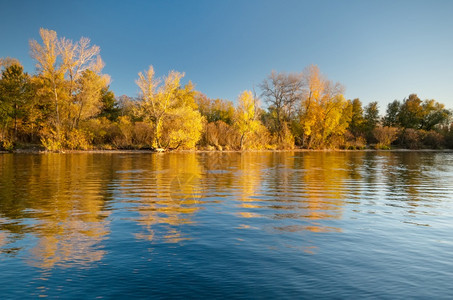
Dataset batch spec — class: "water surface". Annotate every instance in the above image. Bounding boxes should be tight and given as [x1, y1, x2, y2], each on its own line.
[0, 151, 453, 298]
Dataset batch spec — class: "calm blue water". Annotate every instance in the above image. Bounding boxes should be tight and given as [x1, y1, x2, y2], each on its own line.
[0, 151, 453, 298]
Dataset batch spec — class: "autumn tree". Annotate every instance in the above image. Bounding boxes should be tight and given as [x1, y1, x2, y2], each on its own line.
[136, 65, 204, 149]
[136, 66, 176, 148]
[196, 93, 235, 124]
[398, 94, 424, 129]
[72, 69, 109, 129]
[161, 104, 204, 149]
[298, 65, 351, 148]
[29, 28, 109, 149]
[30, 28, 65, 133]
[234, 90, 261, 149]
[58, 36, 103, 94]
[420, 99, 451, 131]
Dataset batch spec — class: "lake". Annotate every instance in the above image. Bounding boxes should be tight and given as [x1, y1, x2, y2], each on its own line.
[0, 151, 453, 298]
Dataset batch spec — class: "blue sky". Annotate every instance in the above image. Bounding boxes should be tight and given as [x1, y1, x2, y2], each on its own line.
[1, 0, 453, 110]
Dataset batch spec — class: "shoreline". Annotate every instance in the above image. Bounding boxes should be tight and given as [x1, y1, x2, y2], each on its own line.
[3, 148, 453, 154]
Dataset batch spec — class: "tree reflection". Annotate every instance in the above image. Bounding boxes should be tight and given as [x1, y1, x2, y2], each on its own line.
[380, 151, 444, 213]
[235, 152, 270, 218]
[283, 152, 346, 232]
[0, 154, 111, 268]
[232, 152, 346, 233]
[115, 153, 204, 243]
[0, 151, 448, 266]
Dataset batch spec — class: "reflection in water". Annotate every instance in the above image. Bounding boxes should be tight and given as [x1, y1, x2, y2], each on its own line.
[0, 154, 111, 268]
[0, 151, 452, 273]
[297, 153, 347, 232]
[115, 153, 204, 243]
[235, 152, 268, 218]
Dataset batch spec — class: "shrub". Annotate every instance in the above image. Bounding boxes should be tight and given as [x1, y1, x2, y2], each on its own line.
[373, 126, 398, 149]
[133, 122, 154, 147]
[445, 125, 453, 149]
[423, 130, 445, 149]
[244, 123, 273, 150]
[341, 131, 366, 149]
[272, 122, 294, 150]
[202, 120, 240, 150]
[159, 106, 204, 149]
[112, 116, 134, 148]
[65, 129, 92, 150]
[81, 117, 116, 146]
[1, 139, 14, 151]
[40, 129, 64, 151]
[399, 128, 423, 149]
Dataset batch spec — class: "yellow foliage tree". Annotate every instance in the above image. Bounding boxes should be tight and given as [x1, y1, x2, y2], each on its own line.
[30, 29, 65, 133]
[299, 65, 352, 148]
[30, 28, 109, 149]
[72, 70, 109, 129]
[234, 91, 261, 150]
[136, 65, 204, 149]
[162, 105, 204, 149]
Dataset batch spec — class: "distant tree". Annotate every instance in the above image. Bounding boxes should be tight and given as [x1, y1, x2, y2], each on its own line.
[383, 94, 451, 131]
[398, 94, 424, 129]
[98, 88, 120, 121]
[163, 81, 204, 149]
[196, 93, 235, 124]
[383, 100, 401, 127]
[161, 104, 204, 149]
[260, 70, 302, 141]
[117, 95, 137, 118]
[420, 99, 451, 131]
[0, 63, 31, 142]
[348, 98, 365, 136]
[0, 57, 21, 77]
[363, 101, 380, 134]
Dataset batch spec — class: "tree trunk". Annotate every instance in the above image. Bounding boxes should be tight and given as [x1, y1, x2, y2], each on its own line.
[14, 103, 17, 143]
[154, 117, 162, 148]
[74, 101, 84, 130]
[240, 133, 245, 150]
[53, 81, 60, 134]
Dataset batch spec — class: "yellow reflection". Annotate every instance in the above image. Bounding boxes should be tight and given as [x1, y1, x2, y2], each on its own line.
[0, 231, 6, 248]
[231, 152, 346, 233]
[234, 152, 273, 218]
[237, 212, 261, 219]
[22, 154, 111, 269]
[299, 152, 346, 232]
[117, 153, 203, 243]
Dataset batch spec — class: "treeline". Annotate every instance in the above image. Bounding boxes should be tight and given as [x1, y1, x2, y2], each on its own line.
[0, 28, 452, 151]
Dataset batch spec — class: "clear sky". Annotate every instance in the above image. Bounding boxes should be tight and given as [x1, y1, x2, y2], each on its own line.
[1, 0, 453, 109]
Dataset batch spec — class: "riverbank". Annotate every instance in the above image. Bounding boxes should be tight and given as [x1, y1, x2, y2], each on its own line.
[3, 147, 453, 154]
